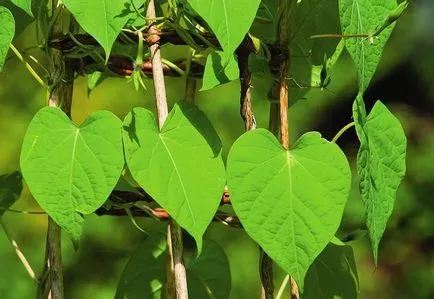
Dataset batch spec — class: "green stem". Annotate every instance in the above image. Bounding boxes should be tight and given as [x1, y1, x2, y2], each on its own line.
[0, 218, 39, 283]
[161, 58, 185, 76]
[276, 275, 290, 299]
[9, 44, 46, 87]
[332, 122, 355, 143]
[0, 207, 46, 215]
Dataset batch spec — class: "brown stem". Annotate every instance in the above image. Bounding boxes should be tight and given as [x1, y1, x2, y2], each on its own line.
[38, 4, 75, 299]
[260, 249, 274, 299]
[236, 36, 256, 131]
[146, 1, 189, 298]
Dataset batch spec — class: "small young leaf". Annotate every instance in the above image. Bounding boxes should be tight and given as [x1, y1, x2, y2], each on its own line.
[122, 103, 226, 251]
[201, 51, 239, 91]
[303, 240, 359, 299]
[115, 234, 231, 299]
[20, 107, 124, 246]
[0, 171, 23, 216]
[226, 129, 351, 290]
[62, 0, 143, 59]
[186, 0, 261, 60]
[339, 0, 397, 92]
[0, 6, 14, 72]
[87, 71, 106, 95]
[355, 100, 407, 263]
[10, 0, 33, 17]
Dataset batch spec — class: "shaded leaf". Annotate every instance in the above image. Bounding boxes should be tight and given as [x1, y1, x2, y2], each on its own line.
[0, 171, 23, 216]
[303, 239, 359, 299]
[122, 103, 226, 251]
[226, 129, 351, 290]
[115, 234, 231, 299]
[0, 6, 14, 72]
[20, 107, 124, 246]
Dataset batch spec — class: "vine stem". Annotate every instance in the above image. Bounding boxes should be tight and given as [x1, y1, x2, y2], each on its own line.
[38, 3, 75, 299]
[332, 122, 355, 143]
[276, 274, 289, 299]
[9, 43, 47, 87]
[0, 218, 39, 283]
[146, 1, 189, 298]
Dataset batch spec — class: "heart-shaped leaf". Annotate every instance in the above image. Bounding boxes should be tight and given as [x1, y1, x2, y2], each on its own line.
[0, 6, 14, 72]
[62, 0, 143, 58]
[20, 107, 124, 246]
[122, 103, 226, 251]
[115, 233, 231, 299]
[226, 129, 351, 290]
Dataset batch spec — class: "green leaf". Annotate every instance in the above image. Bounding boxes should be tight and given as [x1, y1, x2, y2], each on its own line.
[20, 107, 124, 246]
[10, 0, 32, 16]
[354, 100, 406, 263]
[115, 233, 166, 299]
[303, 240, 359, 299]
[186, 0, 261, 60]
[226, 129, 351, 290]
[187, 239, 231, 299]
[62, 0, 142, 59]
[339, 0, 397, 92]
[122, 103, 226, 251]
[0, 171, 23, 216]
[87, 71, 107, 94]
[115, 234, 231, 299]
[201, 51, 239, 91]
[0, 6, 14, 72]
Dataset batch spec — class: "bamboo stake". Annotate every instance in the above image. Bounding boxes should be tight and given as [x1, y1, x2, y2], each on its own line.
[145, 1, 189, 298]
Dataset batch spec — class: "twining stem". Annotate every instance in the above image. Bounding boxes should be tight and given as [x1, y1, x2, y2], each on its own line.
[0, 208, 46, 215]
[276, 274, 290, 299]
[184, 49, 196, 104]
[38, 4, 75, 299]
[9, 43, 47, 87]
[146, 1, 189, 298]
[309, 33, 369, 39]
[0, 218, 39, 283]
[277, 0, 290, 150]
[332, 122, 355, 143]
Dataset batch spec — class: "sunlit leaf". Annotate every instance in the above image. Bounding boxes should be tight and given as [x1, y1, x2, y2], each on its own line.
[227, 129, 351, 290]
[354, 100, 406, 263]
[123, 103, 226, 251]
[20, 107, 124, 246]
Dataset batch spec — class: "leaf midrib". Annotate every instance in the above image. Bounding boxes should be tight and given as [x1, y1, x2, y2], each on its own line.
[159, 136, 196, 226]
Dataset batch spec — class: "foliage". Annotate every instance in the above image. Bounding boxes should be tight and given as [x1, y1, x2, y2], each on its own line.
[0, 0, 410, 298]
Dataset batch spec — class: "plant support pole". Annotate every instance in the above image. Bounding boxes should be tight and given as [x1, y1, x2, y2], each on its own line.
[146, 1, 189, 298]
[277, 0, 299, 298]
[38, 3, 75, 299]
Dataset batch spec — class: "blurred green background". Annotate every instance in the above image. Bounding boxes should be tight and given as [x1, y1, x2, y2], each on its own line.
[1, 0, 434, 298]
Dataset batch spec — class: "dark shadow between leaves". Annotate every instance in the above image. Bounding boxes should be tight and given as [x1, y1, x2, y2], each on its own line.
[123, 110, 141, 146]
